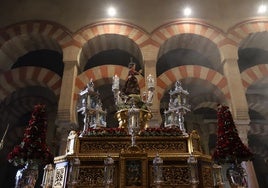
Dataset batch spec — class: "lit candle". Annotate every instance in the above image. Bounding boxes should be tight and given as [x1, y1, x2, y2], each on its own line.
[147, 74, 154, 88]
[112, 75, 119, 90]
[131, 115, 136, 128]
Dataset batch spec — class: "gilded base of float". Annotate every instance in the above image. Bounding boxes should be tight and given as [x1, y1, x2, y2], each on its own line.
[51, 130, 214, 188]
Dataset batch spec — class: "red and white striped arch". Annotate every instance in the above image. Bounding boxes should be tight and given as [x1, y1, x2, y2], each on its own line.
[0, 21, 73, 70]
[72, 22, 154, 49]
[228, 19, 268, 45]
[241, 64, 268, 90]
[74, 65, 145, 101]
[151, 20, 236, 49]
[0, 20, 72, 48]
[156, 65, 230, 100]
[0, 67, 61, 101]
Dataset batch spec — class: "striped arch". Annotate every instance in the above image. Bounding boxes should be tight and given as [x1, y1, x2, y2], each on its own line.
[193, 101, 219, 111]
[74, 65, 145, 101]
[241, 64, 268, 90]
[151, 20, 235, 49]
[0, 20, 73, 48]
[228, 19, 268, 45]
[250, 124, 268, 136]
[156, 65, 230, 100]
[0, 21, 73, 70]
[248, 95, 268, 118]
[72, 22, 153, 49]
[0, 67, 62, 100]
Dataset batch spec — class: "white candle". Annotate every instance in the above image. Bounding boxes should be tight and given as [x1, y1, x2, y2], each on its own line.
[112, 75, 119, 90]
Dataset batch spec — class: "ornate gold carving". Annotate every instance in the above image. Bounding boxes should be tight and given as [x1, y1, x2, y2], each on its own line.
[78, 137, 188, 154]
[163, 166, 190, 185]
[138, 141, 187, 152]
[54, 132, 213, 187]
[190, 130, 202, 153]
[80, 141, 129, 153]
[149, 165, 191, 187]
[202, 165, 214, 188]
[78, 166, 104, 187]
[53, 167, 65, 188]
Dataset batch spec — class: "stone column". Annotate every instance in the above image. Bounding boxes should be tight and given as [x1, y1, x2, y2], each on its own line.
[144, 59, 161, 127]
[223, 58, 249, 120]
[223, 58, 259, 188]
[57, 60, 78, 125]
[56, 60, 79, 155]
[55, 122, 74, 155]
[141, 43, 160, 127]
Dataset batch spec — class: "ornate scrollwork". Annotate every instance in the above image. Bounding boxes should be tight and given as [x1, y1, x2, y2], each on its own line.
[80, 141, 129, 153]
[57, 132, 213, 187]
[53, 167, 65, 188]
[79, 138, 187, 154]
[138, 141, 187, 152]
[78, 167, 104, 187]
[156, 166, 190, 186]
[202, 165, 214, 187]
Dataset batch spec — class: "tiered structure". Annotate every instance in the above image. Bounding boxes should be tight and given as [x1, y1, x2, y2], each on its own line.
[43, 64, 214, 188]
[164, 81, 190, 135]
[77, 79, 107, 136]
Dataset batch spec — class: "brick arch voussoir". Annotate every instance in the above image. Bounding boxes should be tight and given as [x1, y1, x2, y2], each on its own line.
[0, 20, 73, 49]
[0, 67, 61, 101]
[151, 21, 228, 48]
[73, 22, 151, 50]
[241, 64, 268, 90]
[156, 65, 229, 100]
[228, 19, 268, 45]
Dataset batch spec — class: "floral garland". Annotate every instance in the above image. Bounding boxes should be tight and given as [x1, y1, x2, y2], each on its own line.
[84, 127, 183, 137]
[139, 127, 183, 136]
[86, 128, 128, 137]
[7, 104, 53, 166]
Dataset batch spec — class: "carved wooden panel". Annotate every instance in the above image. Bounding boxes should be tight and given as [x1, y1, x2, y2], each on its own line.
[201, 165, 214, 188]
[53, 167, 65, 188]
[79, 140, 129, 153]
[138, 141, 187, 153]
[77, 166, 104, 187]
[53, 162, 68, 188]
[78, 137, 188, 154]
[55, 131, 212, 188]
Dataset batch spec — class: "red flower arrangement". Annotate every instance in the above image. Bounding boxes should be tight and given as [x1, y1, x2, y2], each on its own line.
[86, 127, 128, 136]
[139, 127, 183, 136]
[7, 104, 54, 166]
[212, 104, 253, 164]
[84, 127, 183, 137]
